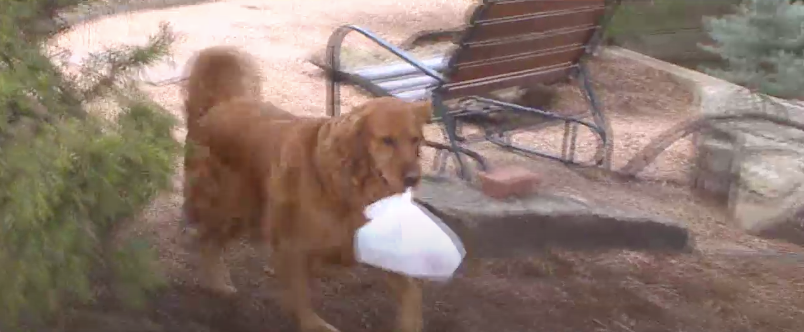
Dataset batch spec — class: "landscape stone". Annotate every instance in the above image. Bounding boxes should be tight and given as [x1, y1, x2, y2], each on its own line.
[414, 177, 692, 258]
[602, 46, 804, 245]
[702, 84, 804, 244]
[691, 128, 741, 203]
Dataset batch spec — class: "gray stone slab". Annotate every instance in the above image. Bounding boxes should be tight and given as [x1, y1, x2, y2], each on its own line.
[413, 177, 692, 258]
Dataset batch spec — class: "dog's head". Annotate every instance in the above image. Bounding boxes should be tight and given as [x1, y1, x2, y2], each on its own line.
[327, 97, 432, 195]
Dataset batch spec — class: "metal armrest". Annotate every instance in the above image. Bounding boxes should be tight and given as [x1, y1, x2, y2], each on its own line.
[326, 24, 446, 116]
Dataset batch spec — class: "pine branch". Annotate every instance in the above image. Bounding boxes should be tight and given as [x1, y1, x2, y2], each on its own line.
[76, 22, 177, 102]
[700, 0, 804, 99]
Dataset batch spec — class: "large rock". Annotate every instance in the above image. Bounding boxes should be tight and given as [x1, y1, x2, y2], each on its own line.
[701, 83, 804, 244]
[728, 144, 804, 244]
[413, 177, 692, 258]
[692, 127, 742, 204]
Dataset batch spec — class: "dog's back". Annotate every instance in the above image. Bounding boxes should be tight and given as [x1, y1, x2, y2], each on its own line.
[181, 46, 269, 245]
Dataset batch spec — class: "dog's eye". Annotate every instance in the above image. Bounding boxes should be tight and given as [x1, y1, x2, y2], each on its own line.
[382, 137, 396, 146]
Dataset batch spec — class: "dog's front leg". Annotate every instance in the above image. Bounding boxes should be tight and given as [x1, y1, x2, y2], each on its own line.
[276, 249, 340, 332]
[254, 239, 275, 276]
[387, 272, 423, 332]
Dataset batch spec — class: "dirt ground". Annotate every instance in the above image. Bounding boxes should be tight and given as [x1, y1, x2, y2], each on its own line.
[48, 1, 804, 332]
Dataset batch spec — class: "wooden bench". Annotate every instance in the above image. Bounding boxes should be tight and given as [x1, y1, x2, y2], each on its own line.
[318, 0, 621, 179]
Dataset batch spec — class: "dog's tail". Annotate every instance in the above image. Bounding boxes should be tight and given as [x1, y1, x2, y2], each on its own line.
[183, 46, 263, 125]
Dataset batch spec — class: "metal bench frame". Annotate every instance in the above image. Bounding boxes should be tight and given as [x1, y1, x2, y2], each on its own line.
[324, 0, 621, 180]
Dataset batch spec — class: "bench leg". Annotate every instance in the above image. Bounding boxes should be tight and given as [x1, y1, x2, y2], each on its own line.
[434, 96, 472, 180]
[449, 95, 606, 167]
[578, 62, 611, 168]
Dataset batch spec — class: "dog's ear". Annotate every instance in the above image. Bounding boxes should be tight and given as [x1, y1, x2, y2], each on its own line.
[318, 109, 372, 198]
[411, 101, 433, 125]
[327, 109, 369, 167]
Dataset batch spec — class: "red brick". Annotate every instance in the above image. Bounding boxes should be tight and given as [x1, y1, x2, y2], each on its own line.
[477, 165, 540, 199]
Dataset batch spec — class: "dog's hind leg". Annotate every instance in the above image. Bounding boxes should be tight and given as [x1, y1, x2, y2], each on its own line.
[249, 207, 275, 276]
[256, 240, 275, 276]
[199, 239, 237, 295]
[186, 186, 237, 294]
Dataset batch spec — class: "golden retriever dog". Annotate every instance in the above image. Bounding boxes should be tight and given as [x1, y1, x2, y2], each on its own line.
[182, 45, 432, 332]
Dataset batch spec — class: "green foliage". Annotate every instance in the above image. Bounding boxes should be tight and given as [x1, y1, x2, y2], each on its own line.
[700, 0, 804, 99]
[606, 0, 741, 42]
[0, 0, 180, 328]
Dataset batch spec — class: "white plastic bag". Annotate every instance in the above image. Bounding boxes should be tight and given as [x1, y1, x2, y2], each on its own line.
[355, 188, 466, 281]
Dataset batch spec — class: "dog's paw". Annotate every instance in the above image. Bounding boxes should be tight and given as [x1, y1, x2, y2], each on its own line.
[203, 282, 238, 296]
[395, 321, 423, 332]
[305, 322, 340, 332]
[217, 284, 238, 296]
[300, 317, 341, 332]
[199, 274, 238, 296]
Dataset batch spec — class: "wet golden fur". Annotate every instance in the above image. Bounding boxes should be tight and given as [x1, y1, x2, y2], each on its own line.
[182, 45, 432, 332]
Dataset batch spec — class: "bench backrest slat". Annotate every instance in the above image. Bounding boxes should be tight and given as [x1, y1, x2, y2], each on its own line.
[453, 26, 596, 64]
[467, 6, 606, 43]
[449, 45, 585, 82]
[440, 64, 573, 100]
[438, 0, 613, 99]
[479, 0, 605, 22]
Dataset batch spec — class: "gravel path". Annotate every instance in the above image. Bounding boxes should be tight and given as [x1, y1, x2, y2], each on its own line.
[52, 0, 473, 141]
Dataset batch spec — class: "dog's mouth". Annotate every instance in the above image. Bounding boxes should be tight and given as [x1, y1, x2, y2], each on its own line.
[378, 170, 411, 192]
[377, 170, 391, 186]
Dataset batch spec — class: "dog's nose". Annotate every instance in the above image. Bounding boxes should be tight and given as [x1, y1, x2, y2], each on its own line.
[403, 171, 421, 187]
